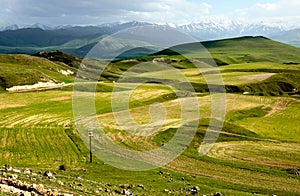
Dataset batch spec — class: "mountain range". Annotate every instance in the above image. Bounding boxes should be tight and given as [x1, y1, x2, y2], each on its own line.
[0, 20, 299, 57]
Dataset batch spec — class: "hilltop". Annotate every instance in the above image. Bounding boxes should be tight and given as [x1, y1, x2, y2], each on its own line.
[158, 36, 300, 64]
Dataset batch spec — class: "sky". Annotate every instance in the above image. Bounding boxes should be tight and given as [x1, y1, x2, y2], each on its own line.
[1, 0, 300, 27]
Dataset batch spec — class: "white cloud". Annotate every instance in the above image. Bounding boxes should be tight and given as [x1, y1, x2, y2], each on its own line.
[1, 0, 299, 28]
[256, 3, 279, 11]
[232, 0, 300, 26]
[0, 0, 212, 26]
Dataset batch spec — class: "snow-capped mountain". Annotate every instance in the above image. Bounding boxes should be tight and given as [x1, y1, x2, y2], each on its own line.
[0, 23, 53, 31]
[0, 20, 299, 55]
[25, 23, 52, 30]
[175, 19, 287, 41]
[0, 19, 289, 38]
[0, 24, 20, 31]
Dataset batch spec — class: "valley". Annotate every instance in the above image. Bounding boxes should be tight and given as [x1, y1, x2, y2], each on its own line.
[0, 36, 299, 195]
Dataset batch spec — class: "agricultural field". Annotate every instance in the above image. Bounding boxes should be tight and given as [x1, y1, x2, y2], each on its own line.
[0, 36, 299, 195]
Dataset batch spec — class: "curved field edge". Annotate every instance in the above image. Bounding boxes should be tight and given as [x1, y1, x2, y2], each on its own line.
[0, 88, 299, 195]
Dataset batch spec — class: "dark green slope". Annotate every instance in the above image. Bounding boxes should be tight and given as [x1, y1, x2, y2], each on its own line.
[157, 36, 300, 64]
[203, 36, 300, 63]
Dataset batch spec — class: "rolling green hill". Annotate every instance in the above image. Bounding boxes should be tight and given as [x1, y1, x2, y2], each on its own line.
[157, 36, 300, 64]
[0, 36, 299, 195]
[0, 54, 76, 91]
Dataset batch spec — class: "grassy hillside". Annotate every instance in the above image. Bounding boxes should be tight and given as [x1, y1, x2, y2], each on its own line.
[0, 36, 299, 195]
[0, 54, 76, 91]
[0, 89, 299, 195]
[156, 36, 300, 64]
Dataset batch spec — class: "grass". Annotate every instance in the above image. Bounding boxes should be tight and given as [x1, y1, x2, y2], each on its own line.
[208, 141, 300, 169]
[0, 87, 299, 195]
[0, 36, 300, 195]
[235, 100, 300, 142]
[0, 54, 76, 90]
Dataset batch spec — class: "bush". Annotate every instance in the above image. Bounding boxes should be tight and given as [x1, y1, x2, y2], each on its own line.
[59, 164, 67, 171]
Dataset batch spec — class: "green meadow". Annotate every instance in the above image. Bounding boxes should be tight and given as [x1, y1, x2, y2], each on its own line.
[0, 36, 299, 195]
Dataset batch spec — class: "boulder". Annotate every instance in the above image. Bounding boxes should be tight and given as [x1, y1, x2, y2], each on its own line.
[214, 192, 223, 196]
[43, 171, 53, 178]
[23, 169, 32, 174]
[9, 174, 18, 180]
[122, 189, 133, 195]
[189, 186, 200, 195]
[12, 168, 21, 173]
[5, 164, 12, 171]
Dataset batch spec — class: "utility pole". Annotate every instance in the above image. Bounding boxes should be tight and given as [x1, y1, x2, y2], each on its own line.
[88, 130, 93, 163]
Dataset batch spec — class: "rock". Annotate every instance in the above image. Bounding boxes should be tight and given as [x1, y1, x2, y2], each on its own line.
[9, 174, 18, 180]
[105, 188, 110, 192]
[36, 184, 44, 194]
[122, 189, 133, 195]
[78, 184, 83, 187]
[59, 165, 67, 171]
[194, 186, 200, 191]
[12, 168, 21, 173]
[28, 183, 37, 192]
[115, 189, 122, 194]
[31, 192, 38, 196]
[214, 192, 223, 196]
[120, 184, 129, 189]
[286, 169, 300, 175]
[24, 169, 32, 174]
[181, 177, 185, 181]
[46, 188, 52, 193]
[1, 173, 7, 179]
[43, 171, 53, 178]
[76, 176, 82, 180]
[189, 186, 200, 195]
[5, 164, 12, 171]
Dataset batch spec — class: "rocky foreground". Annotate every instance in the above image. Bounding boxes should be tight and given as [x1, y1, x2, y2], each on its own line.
[0, 164, 228, 196]
[0, 165, 72, 196]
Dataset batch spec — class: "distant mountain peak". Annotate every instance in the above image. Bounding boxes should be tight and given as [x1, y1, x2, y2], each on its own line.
[0, 24, 19, 31]
[0, 20, 299, 56]
[26, 23, 52, 30]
